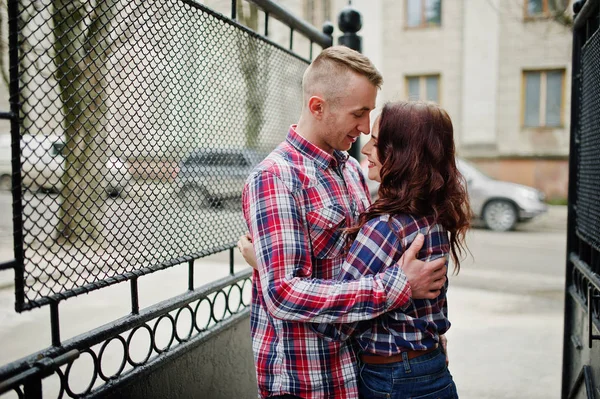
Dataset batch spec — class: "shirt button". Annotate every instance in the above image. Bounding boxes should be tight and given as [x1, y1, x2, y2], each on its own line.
[328, 223, 333, 228]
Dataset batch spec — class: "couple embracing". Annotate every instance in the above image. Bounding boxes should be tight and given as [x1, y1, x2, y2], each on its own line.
[238, 46, 470, 399]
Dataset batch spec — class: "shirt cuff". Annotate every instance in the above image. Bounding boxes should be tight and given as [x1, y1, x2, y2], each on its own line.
[381, 266, 412, 311]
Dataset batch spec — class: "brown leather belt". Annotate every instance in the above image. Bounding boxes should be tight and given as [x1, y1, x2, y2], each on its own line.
[359, 345, 438, 365]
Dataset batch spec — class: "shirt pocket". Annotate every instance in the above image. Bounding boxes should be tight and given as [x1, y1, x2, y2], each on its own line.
[306, 205, 347, 259]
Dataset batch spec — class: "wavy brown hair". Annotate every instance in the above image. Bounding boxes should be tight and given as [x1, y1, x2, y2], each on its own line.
[347, 101, 471, 272]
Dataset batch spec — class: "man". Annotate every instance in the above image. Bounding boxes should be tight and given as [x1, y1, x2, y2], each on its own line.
[242, 46, 447, 399]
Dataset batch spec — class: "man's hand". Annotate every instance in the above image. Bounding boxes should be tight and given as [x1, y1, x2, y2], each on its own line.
[399, 233, 447, 299]
[237, 233, 258, 270]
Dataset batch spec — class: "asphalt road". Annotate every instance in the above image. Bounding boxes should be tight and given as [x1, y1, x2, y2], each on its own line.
[447, 207, 567, 399]
[0, 188, 568, 398]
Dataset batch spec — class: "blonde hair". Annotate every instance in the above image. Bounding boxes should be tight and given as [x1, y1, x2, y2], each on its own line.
[302, 46, 382, 102]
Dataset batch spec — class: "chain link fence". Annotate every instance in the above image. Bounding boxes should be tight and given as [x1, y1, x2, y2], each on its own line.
[14, 0, 313, 310]
[577, 24, 600, 253]
[562, 2, 600, 397]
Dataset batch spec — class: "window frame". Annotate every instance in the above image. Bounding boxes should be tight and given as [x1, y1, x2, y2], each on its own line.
[521, 68, 566, 129]
[405, 74, 442, 104]
[405, 0, 442, 29]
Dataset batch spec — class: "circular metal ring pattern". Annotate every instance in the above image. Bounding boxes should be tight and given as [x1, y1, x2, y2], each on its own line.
[174, 305, 194, 342]
[64, 348, 98, 398]
[240, 278, 252, 307]
[41, 366, 66, 399]
[226, 284, 243, 314]
[126, 324, 154, 367]
[13, 386, 24, 399]
[211, 290, 229, 323]
[152, 314, 176, 354]
[54, 367, 66, 399]
[97, 335, 127, 381]
[10, 279, 253, 398]
[194, 297, 213, 332]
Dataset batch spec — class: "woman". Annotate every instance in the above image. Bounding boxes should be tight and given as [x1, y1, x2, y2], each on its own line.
[240, 100, 470, 399]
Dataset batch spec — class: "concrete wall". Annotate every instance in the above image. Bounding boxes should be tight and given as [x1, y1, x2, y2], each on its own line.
[473, 157, 569, 201]
[460, 0, 500, 152]
[379, 0, 464, 137]
[481, 1, 571, 198]
[104, 315, 257, 399]
[357, 0, 572, 198]
[495, 1, 572, 158]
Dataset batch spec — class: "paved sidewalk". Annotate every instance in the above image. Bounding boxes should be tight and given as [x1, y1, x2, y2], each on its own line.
[0, 205, 568, 399]
[447, 285, 563, 399]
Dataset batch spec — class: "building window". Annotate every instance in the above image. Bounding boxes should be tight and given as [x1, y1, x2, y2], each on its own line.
[523, 70, 565, 128]
[406, 75, 440, 103]
[525, 0, 562, 18]
[406, 0, 442, 28]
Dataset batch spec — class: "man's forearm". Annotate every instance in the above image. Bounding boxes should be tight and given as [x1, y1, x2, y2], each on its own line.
[259, 266, 411, 323]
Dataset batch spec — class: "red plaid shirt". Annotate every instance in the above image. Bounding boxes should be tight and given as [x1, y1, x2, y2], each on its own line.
[242, 126, 412, 399]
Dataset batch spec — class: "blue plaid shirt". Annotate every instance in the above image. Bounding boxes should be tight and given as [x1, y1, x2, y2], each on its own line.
[314, 213, 451, 356]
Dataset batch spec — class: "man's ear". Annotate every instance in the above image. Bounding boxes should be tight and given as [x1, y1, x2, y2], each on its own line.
[307, 96, 326, 120]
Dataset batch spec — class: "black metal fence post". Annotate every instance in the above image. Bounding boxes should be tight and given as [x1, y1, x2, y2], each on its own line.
[337, 4, 363, 160]
[562, 2, 584, 397]
[561, 0, 600, 397]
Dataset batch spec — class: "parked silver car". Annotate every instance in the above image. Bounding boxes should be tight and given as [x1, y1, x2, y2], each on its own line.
[456, 158, 547, 231]
[175, 148, 264, 206]
[0, 134, 131, 196]
[361, 157, 547, 232]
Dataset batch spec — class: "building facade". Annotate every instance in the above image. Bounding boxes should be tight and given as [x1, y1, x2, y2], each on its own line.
[344, 0, 572, 200]
[0, 0, 573, 199]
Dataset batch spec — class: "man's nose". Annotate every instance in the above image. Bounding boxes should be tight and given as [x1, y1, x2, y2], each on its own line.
[359, 117, 371, 135]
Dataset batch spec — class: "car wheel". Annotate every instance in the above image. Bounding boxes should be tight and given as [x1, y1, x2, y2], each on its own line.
[483, 200, 518, 232]
[0, 174, 10, 191]
[107, 187, 121, 198]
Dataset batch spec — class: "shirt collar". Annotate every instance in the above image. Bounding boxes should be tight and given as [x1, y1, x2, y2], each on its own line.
[286, 125, 349, 169]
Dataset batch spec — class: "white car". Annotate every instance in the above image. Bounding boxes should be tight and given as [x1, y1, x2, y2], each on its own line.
[360, 157, 547, 232]
[0, 134, 131, 196]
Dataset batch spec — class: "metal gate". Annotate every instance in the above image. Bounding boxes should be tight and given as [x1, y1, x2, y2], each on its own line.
[562, 0, 600, 398]
[0, 0, 333, 397]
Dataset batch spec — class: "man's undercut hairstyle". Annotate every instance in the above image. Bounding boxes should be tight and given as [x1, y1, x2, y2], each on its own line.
[302, 46, 383, 103]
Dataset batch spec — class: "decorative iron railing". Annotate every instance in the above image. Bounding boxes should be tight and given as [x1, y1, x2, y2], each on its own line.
[0, 0, 333, 397]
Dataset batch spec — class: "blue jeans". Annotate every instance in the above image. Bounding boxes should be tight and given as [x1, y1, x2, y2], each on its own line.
[358, 347, 458, 399]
